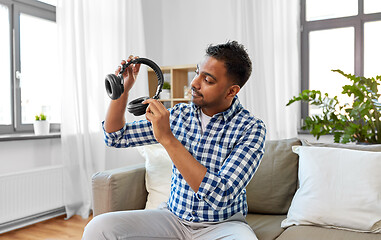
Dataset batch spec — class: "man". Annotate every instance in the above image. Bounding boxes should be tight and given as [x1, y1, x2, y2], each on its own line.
[83, 41, 266, 240]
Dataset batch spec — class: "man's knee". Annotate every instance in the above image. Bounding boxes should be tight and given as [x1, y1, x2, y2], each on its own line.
[226, 222, 257, 240]
[82, 209, 184, 240]
[199, 221, 257, 240]
[82, 213, 119, 240]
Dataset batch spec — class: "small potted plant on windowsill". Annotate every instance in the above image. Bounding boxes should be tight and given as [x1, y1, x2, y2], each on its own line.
[160, 82, 171, 99]
[34, 113, 50, 135]
[287, 70, 381, 144]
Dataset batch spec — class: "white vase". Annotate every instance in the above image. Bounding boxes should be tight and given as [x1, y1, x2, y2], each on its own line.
[33, 120, 50, 135]
[160, 89, 171, 99]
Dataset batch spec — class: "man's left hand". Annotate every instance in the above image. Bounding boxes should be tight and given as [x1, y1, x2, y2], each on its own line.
[143, 99, 175, 146]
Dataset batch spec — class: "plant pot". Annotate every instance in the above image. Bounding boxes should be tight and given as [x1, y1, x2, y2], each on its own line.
[160, 89, 171, 99]
[33, 120, 50, 135]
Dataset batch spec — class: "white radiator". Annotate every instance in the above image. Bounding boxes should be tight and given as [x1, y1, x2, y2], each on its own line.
[0, 165, 64, 224]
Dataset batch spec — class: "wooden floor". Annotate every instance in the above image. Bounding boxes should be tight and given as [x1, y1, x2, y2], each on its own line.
[0, 215, 92, 240]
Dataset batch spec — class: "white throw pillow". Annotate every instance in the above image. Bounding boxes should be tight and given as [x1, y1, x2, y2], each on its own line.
[137, 144, 172, 209]
[281, 146, 381, 233]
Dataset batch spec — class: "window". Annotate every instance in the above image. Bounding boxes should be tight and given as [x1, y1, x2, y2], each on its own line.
[0, 3, 11, 126]
[0, 0, 59, 134]
[300, 0, 381, 125]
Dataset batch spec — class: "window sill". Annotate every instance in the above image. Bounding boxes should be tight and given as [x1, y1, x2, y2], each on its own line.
[297, 129, 310, 135]
[0, 132, 61, 142]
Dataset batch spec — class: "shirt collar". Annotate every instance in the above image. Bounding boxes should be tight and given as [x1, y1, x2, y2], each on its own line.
[191, 95, 242, 122]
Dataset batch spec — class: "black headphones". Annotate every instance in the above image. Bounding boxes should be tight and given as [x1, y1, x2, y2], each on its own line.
[105, 58, 164, 116]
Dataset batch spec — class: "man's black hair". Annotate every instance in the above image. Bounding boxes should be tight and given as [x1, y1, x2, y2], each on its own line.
[205, 41, 252, 88]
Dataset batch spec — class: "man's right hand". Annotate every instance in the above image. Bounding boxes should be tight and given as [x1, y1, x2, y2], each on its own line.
[116, 55, 141, 94]
[104, 55, 141, 133]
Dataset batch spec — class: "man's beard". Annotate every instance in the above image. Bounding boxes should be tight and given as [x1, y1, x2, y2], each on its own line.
[191, 87, 205, 107]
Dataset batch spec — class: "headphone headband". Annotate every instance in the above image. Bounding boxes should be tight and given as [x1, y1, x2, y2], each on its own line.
[120, 58, 164, 99]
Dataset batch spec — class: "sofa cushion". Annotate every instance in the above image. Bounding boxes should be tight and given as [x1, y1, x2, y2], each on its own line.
[276, 226, 381, 240]
[246, 214, 286, 240]
[282, 146, 381, 233]
[246, 138, 301, 214]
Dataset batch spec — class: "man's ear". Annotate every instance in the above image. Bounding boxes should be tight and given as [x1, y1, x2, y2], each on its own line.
[226, 85, 241, 99]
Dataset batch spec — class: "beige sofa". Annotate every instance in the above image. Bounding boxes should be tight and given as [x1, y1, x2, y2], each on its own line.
[92, 138, 381, 240]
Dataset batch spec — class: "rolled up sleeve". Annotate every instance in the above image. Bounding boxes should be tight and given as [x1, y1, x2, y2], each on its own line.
[102, 120, 158, 148]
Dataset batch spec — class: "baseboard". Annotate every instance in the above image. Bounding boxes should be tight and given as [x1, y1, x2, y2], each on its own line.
[0, 207, 66, 234]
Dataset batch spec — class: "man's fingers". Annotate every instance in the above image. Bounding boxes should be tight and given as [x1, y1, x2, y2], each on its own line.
[115, 60, 127, 75]
[115, 66, 121, 75]
[145, 103, 156, 123]
[133, 62, 141, 75]
[143, 99, 164, 109]
[115, 56, 140, 78]
[145, 100, 161, 115]
[144, 99, 167, 116]
[130, 56, 140, 76]
[145, 111, 153, 122]
[126, 55, 137, 75]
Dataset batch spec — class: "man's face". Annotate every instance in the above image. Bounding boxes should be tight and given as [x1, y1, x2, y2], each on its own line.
[190, 56, 233, 114]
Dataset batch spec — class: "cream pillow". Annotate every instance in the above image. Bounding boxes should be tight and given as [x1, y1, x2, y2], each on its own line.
[137, 144, 172, 209]
[281, 146, 381, 233]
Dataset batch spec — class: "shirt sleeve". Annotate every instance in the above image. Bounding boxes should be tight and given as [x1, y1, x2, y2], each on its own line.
[102, 119, 158, 148]
[102, 103, 184, 148]
[195, 119, 266, 211]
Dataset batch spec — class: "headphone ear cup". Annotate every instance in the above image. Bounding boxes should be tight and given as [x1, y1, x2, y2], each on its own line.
[127, 96, 149, 116]
[105, 74, 124, 100]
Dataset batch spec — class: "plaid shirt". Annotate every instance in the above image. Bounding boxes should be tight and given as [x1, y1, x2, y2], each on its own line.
[103, 96, 266, 222]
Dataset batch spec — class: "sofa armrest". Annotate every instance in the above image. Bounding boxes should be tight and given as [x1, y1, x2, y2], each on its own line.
[92, 163, 148, 217]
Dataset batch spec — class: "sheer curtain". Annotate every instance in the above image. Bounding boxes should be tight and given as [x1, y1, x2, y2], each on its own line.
[57, 0, 147, 219]
[232, 0, 300, 140]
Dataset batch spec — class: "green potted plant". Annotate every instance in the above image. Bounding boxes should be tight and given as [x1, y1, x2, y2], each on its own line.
[287, 70, 381, 144]
[160, 81, 171, 99]
[34, 113, 50, 135]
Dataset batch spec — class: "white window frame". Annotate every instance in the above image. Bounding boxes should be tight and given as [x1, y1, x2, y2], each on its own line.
[0, 0, 58, 134]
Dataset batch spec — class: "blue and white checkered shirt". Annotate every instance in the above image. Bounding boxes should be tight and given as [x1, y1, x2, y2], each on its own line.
[103, 96, 266, 222]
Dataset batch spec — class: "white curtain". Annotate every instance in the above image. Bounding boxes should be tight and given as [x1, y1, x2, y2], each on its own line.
[57, 0, 147, 219]
[232, 0, 300, 140]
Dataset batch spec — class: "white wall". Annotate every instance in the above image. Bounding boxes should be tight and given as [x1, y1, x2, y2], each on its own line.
[161, 0, 236, 66]
[142, 0, 163, 64]
[143, 0, 236, 66]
